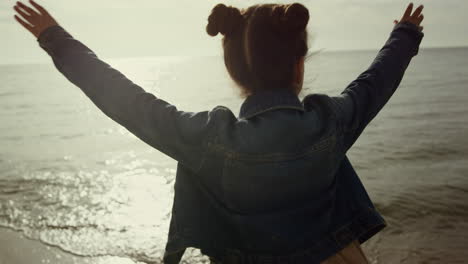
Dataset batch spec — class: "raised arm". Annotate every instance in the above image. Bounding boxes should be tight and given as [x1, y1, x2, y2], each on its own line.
[331, 3, 425, 151]
[13, 0, 224, 172]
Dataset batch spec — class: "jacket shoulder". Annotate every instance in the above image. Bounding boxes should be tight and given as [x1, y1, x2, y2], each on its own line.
[210, 105, 237, 121]
[302, 93, 340, 119]
[206, 106, 238, 135]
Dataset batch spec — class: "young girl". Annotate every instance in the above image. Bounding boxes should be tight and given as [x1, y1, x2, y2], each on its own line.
[14, 1, 424, 263]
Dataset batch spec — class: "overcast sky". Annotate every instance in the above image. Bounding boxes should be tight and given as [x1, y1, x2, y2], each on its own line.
[1, 0, 468, 64]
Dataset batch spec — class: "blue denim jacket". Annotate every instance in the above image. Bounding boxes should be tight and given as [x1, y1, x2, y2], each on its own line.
[37, 21, 423, 263]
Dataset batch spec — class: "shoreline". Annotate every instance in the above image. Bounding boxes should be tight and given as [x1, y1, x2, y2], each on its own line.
[0, 227, 137, 264]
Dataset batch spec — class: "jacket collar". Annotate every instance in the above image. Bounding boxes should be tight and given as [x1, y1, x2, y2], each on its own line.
[238, 89, 305, 119]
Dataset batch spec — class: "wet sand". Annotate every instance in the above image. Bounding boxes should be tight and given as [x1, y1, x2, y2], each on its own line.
[363, 218, 468, 264]
[0, 228, 137, 264]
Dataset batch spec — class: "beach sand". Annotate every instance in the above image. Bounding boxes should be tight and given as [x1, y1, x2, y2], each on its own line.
[0, 228, 137, 264]
[363, 221, 468, 264]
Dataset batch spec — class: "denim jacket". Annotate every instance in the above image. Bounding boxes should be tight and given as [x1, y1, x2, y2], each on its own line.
[37, 21, 423, 263]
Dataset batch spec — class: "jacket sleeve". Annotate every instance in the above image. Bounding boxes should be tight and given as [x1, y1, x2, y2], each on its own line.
[330, 22, 424, 151]
[37, 25, 222, 172]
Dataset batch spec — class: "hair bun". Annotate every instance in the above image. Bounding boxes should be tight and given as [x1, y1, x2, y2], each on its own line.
[206, 4, 243, 37]
[285, 3, 309, 32]
[272, 3, 309, 33]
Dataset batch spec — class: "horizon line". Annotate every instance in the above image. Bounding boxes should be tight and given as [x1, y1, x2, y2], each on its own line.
[1, 45, 467, 66]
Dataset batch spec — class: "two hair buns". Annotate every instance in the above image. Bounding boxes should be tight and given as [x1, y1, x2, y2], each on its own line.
[206, 3, 309, 37]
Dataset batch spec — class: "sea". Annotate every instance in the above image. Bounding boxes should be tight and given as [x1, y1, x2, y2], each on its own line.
[1, 47, 467, 263]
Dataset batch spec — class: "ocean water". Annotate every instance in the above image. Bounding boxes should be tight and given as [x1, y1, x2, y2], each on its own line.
[0, 48, 467, 263]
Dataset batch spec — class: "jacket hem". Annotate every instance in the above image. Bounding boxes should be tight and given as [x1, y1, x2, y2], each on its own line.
[165, 207, 386, 264]
[221, 207, 386, 263]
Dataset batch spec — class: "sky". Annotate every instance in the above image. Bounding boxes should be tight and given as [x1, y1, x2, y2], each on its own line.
[1, 0, 468, 64]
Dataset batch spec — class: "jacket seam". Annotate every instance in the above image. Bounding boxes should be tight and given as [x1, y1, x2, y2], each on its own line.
[207, 135, 336, 162]
[194, 135, 212, 174]
[242, 105, 305, 119]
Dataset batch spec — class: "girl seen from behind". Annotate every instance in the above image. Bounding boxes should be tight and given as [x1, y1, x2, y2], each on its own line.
[13, 1, 424, 263]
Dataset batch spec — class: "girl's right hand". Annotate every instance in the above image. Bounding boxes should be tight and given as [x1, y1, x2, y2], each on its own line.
[393, 3, 424, 32]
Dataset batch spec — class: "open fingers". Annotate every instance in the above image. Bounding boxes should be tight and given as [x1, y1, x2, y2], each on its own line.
[398, 2, 424, 30]
[415, 14, 424, 25]
[29, 0, 49, 16]
[411, 5, 424, 19]
[13, 5, 33, 21]
[13, 0, 58, 38]
[16, 1, 40, 17]
[14, 14, 35, 34]
[402, 3, 413, 20]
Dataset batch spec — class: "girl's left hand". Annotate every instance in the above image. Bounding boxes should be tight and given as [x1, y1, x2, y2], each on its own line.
[13, 0, 59, 39]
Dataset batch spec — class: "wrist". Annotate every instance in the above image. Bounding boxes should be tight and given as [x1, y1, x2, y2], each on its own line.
[391, 21, 424, 56]
[36, 24, 63, 42]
